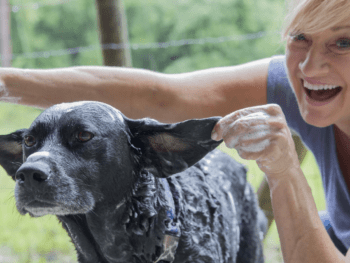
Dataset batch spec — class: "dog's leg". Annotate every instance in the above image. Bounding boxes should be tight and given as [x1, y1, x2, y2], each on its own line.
[236, 184, 266, 263]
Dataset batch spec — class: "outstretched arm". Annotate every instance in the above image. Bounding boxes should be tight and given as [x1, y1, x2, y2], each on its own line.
[0, 58, 270, 122]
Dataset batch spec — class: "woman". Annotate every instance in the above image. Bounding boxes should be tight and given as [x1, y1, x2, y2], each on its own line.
[0, 0, 349, 262]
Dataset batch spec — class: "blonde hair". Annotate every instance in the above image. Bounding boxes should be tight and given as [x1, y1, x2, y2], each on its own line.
[283, 0, 350, 39]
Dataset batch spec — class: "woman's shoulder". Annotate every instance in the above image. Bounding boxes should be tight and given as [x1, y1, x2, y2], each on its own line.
[267, 55, 288, 89]
[266, 55, 293, 108]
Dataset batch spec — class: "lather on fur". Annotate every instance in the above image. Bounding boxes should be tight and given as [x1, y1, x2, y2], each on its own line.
[0, 101, 266, 263]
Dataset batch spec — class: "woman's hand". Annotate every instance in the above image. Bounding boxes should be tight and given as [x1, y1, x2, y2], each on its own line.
[211, 104, 300, 178]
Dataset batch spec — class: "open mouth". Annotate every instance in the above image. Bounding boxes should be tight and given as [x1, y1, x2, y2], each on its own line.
[302, 80, 342, 104]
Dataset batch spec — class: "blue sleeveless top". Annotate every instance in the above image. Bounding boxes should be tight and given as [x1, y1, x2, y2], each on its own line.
[267, 56, 350, 249]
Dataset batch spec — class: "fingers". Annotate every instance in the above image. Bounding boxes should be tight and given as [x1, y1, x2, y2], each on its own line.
[211, 104, 283, 141]
[210, 104, 298, 175]
[0, 80, 8, 98]
[0, 81, 19, 103]
[226, 117, 273, 147]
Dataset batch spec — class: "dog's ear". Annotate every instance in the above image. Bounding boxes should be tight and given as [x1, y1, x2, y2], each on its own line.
[0, 129, 25, 179]
[125, 117, 222, 177]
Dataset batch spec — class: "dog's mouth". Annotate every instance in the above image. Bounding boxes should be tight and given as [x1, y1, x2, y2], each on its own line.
[18, 195, 96, 217]
[18, 198, 68, 217]
[20, 199, 58, 217]
[26, 200, 57, 208]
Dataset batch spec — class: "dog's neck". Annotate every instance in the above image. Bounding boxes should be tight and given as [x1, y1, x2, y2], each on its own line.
[63, 170, 180, 262]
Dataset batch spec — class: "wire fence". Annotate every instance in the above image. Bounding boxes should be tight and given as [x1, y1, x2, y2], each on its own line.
[9, 0, 185, 11]
[1, 31, 281, 60]
[10, 0, 77, 12]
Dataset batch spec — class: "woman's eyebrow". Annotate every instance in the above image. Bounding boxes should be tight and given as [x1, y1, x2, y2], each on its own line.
[332, 26, 350, 31]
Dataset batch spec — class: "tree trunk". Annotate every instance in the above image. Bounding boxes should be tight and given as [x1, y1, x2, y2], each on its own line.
[95, 0, 132, 67]
[0, 0, 12, 67]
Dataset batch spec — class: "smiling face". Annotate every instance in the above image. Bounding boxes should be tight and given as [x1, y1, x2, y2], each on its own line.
[283, 1, 350, 133]
[285, 25, 350, 131]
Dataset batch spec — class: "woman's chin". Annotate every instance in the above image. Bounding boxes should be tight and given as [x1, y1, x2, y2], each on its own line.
[298, 97, 338, 128]
[302, 114, 333, 128]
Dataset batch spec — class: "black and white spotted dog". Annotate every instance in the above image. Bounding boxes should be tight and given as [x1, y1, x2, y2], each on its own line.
[0, 101, 266, 263]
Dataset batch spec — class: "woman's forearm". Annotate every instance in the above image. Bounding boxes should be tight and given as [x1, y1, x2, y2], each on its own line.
[0, 66, 171, 119]
[268, 167, 347, 263]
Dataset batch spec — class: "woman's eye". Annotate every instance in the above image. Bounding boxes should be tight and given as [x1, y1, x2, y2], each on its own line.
[289, 33, 310, 48]
[292, 33, 307, 42]
[336, 38, 350, 49]
[24, 135, 36, 147]
[76, 131, 94, 142]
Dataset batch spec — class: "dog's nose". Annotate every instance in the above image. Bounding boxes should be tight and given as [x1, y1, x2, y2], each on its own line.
[15, 163, 49, 187]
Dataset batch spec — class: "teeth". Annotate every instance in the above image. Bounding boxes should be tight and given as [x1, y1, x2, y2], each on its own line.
[304, 80, 339, 91]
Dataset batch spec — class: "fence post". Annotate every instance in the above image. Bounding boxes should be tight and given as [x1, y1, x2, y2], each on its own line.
[95, 0, 132, 67]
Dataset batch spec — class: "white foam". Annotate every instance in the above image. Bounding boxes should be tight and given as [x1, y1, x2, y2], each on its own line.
[226, 112, 271, 151]
[240, 125, 271, 141]
[240, 139, 271, 153]
[226, 126, 271, 149]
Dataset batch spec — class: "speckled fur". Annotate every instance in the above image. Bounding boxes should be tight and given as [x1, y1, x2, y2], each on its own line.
[0, 101, 266, 263]
[171, 150, 264, 263]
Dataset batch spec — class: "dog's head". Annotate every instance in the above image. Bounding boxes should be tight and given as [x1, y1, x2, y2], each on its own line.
[0, 101, 221, 218]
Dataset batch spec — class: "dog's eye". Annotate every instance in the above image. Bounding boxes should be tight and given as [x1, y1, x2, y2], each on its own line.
[24, 135, 36, 147]
[76, 131, 94, 142]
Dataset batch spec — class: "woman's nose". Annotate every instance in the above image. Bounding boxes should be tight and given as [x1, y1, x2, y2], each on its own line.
[299, 46, 330, 77]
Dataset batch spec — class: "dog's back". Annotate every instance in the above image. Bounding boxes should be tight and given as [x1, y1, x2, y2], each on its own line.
[171, 149, 265, 263]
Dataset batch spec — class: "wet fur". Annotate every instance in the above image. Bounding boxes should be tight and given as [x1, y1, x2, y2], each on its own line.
[0, 101, 266, 263]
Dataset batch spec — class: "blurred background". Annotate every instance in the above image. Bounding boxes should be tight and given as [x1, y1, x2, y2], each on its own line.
[0, 0, 325, 262]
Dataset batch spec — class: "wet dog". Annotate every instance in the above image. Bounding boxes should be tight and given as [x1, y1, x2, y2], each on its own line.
[0, 101, 266, 263]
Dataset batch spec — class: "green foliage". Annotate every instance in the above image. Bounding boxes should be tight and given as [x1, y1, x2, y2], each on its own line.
[9, 0, 286, 72]
[10, 0, 102, 68]
[126, 0, 286, 72]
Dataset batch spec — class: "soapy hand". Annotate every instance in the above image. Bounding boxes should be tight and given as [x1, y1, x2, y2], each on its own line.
[0, 80, 18, 103]
[211, 104, 300, 178]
